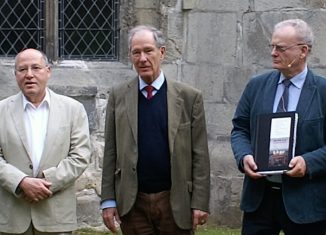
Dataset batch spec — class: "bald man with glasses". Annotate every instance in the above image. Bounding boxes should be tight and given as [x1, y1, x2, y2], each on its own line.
[0, 48, 91, 235]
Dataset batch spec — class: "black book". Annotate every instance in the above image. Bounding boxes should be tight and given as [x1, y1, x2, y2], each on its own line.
[254, 111, 298, 175]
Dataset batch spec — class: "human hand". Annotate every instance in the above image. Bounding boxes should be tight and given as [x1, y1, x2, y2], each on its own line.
[102, 207, 121, 233]
[192, 209, 208, 230]
[286, 156, 306, 177]
[243, 155, 264, 179]
[19, 177, 52, 203]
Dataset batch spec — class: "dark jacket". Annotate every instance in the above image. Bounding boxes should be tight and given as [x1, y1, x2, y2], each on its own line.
[231, 69, 326, 223]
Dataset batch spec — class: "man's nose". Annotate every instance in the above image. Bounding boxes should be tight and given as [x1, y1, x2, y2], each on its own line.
[139, 52, 147, 61]
[25, 67, 34, 76]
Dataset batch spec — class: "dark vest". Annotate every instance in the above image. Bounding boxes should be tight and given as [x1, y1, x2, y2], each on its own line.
[137, 81, 171, 193]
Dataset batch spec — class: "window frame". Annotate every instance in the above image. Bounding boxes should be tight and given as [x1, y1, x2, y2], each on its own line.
[0, 0, 119, 62]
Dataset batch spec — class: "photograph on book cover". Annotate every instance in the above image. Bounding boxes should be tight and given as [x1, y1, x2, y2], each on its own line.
[268, 117, 291, 168]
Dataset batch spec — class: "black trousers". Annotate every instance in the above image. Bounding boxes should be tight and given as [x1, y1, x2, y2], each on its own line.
[242, 184, 326, 235]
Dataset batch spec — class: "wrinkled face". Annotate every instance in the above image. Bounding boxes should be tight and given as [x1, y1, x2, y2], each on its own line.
[130, 30, 165, 84]
[15, 49, 51, 105]
[270, 25, 308, 77]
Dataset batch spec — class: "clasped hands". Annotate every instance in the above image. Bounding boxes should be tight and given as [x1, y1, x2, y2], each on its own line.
[19, 177, 52, 203]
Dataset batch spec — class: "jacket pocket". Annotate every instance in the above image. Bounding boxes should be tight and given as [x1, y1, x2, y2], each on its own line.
[178, 122, 190, 129]
[299, 118, 324, 151]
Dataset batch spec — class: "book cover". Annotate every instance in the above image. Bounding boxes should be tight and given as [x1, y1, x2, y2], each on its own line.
[254, 111, 298, 175]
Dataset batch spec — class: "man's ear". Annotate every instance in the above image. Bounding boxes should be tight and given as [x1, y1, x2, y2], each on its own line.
[160, 46, 166, 59]
[301, 44, 309, 56]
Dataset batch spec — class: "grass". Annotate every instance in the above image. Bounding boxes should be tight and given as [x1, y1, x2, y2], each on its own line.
[197, 226, 241, 235]
[73, 226, 292, 235]
[74, 226, 241, 235]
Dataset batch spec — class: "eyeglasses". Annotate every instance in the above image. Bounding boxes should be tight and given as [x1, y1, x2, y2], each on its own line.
[15, 65, 48, 75]
[268, 43, 306, 52]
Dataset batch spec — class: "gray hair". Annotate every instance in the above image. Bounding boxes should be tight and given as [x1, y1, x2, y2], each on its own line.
[128, 25, 166, 51]
[274, 19, 314, 51]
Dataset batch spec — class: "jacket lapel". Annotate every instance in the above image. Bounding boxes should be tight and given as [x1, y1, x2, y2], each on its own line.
[37, 90, 61, 175]
[124, 78, 184, 155]
[126, 79, 139, 144]
[9, 92, 32, 158]
[296, 69, 317, 121]
[166, 79, 183, 156]
[262, 71, 280, 114]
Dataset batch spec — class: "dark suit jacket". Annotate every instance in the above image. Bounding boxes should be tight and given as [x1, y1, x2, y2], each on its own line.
[231, 69, 326, 224]
[101, 77, 210, 229]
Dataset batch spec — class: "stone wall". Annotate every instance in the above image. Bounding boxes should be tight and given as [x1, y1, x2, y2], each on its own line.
[1, 0, 326, 230]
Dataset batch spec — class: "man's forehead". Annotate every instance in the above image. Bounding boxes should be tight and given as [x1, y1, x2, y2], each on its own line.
[16, 51, 44, 63]
[132, 30, 154, 42]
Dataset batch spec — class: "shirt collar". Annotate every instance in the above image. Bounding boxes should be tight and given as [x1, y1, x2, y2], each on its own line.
[23, 88, 50, 110]
[278, 65, 308, 89]
[139, 70, 165, 91]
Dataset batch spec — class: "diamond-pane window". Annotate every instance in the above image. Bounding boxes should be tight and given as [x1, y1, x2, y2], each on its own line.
[0, 0, 44, 56]
[59, 0, 119, 60]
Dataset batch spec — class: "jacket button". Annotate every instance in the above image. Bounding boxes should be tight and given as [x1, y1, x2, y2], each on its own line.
[29, 164, 33, 169]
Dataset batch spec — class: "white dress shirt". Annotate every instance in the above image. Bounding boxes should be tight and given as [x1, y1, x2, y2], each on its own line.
[23, 89, 50, 176]
[139, 70, 165, 97]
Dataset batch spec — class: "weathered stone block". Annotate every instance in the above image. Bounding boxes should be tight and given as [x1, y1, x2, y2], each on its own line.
[205, 103, 236, 140]
[208, 139, 243, 227]
[0, 63, 19, 100]
[162, 62, 179, 81]
[254, 0, 326, 11]
[209, 138, 238, 177]
[209, 176, 243, 227]
[76, 189, 104, 228]
[135, 0, 157, 9]
[166, 12, 184, 61]
[182, 0, 196, 9]
[193, 0, 250, 12]
[180, 63, 224, 102]
[185, 12, 237, 64]
[223, 66, 257, 104]
[135, 9, 160, 26]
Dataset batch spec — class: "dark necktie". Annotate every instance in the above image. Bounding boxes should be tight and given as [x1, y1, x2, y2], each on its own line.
[144, 85, 154, 100]
[277, 79, 292, 112]
[268, 79, 292, 184]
